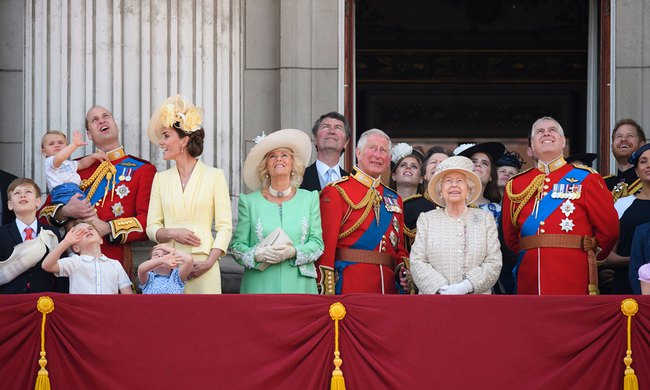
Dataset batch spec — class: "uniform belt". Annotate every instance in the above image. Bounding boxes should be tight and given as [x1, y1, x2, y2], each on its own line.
[519, 234, 599, 295]
[336, 248, 394, 268]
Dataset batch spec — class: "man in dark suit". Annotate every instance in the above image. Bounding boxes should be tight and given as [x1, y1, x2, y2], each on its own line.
[300, 112, 350, 191]
[0, 178, 68, 293]
[0, 169, 18, 226]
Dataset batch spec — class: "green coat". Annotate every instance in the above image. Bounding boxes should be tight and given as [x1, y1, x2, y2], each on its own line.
[230, 189, 323, 293]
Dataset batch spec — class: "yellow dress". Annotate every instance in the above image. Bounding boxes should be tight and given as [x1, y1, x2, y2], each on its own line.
[146, 160, 233, 293]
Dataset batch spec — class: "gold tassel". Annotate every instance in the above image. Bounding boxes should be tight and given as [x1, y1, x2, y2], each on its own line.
[329, 302, 347, 390]
[35, 296, 55, 390]
[621, 299, 639, 390]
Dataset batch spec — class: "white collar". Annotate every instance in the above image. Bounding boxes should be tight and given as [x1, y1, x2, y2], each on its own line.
[15, 219, 38, 237]
[77, 254, 110, 262]
[315, 159, 341, 178]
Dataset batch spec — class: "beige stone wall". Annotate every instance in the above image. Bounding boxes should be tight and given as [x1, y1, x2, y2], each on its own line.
[0, 0, 24, 176]
[615, 0, 650, 130]
[240, 0, 342, 193]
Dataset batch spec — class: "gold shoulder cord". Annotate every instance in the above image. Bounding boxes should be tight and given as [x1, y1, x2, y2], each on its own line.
[333, 184, 381, 239]
[505, 174, 545, 228]
[80, 161, 117, 203]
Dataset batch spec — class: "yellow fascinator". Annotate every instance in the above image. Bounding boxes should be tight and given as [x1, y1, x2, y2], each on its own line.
[147, 94, 204, 144]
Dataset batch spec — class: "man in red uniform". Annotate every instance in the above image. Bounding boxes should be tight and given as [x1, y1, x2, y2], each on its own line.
[502, 116, 619, 295]
[318, 129, 409, 294]
[39, 106, 156, 274]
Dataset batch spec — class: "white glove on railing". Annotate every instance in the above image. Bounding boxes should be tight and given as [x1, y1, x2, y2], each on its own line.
[438, 279, 473, 295]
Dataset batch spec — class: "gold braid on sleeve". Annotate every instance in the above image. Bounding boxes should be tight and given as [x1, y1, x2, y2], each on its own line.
[505, 174, 545, 228]
[109, 217, 143, 244]
[333, 184, 381, 239]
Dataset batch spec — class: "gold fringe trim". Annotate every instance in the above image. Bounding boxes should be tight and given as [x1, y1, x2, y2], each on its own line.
[35, 296, 55, 390]
[621, 299, 639, 390]
[329, 302, 347, 390]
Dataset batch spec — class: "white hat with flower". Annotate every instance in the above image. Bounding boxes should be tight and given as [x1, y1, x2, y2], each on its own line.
[243, 129, 312, 191]
[147, 94, 204, 144]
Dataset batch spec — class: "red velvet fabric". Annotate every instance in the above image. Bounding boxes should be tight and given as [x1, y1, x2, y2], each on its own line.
[1, 294, 648, 389]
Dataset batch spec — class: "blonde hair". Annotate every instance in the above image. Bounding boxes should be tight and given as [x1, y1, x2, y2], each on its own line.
[256, 148, 306, 190]
[41, 130, 68, 149]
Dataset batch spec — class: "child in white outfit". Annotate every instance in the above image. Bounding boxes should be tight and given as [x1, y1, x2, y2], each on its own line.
[41, 130, 106, 205]
[42, 220, 132, 294]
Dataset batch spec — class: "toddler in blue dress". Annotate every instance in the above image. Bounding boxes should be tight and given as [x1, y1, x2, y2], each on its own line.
[138, 244, 193, 294]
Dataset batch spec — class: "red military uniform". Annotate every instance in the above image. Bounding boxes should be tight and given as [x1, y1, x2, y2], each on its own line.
[317, 167, 408, 294]
[39, 147, 156, 270]
[502, 156, 619, 295]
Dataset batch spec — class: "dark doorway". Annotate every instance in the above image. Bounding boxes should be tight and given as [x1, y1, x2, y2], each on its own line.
[354, 0, 590, 160]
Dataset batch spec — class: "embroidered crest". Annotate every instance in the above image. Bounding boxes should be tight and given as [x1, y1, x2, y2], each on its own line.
[560, 200, 576, 217]
[559, 218, 575, 232]
[565, 177, 579, 183]
[115, 183, 131, 199]
[111, 202, 124, 217]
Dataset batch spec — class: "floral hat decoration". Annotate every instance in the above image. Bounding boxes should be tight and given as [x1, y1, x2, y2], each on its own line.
[390, 142, 424, 172]
[147, 94, 204, 144]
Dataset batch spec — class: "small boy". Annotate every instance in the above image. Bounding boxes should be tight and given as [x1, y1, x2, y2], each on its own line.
[41, 130, 106, 205]
[42, 220, 133, 294]
[0, 178, 67, 293]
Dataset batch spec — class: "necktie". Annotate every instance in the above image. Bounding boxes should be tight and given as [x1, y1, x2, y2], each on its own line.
[24, 227, 34, 241]
[325, 168, 337, 184]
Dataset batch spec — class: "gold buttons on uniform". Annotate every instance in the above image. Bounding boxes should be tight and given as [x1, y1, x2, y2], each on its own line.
[540, 221, 545, 226]
[540, 229, 546, 233]
[545, 178, 551, 182]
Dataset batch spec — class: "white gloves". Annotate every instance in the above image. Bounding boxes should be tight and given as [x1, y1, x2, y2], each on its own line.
[254, 244, 296, 264]
[438, 279, 473, 295]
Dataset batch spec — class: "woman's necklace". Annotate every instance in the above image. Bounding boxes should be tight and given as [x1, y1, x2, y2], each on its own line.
[269, 185, 292, 198]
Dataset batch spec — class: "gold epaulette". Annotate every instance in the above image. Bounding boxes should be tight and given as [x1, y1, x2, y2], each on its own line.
[573, 165, 598, 174]
[109, 217, 143, 244]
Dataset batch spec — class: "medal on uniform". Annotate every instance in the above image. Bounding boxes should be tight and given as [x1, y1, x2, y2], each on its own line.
[560, 218, 575, 232]
[115, 183, 131, 199]
[560, 199, 575, 217]
[124, 168, 133, 182]
[389, 231, 398, 248]
[111, 202, 125, 217]
[384, 196, 402, 213]
[118, 167, 127, 182]
[392, 216, 400, 233]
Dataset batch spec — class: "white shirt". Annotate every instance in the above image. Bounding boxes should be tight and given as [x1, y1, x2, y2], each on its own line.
[315, 159, 342, 188]
[44, 155, 81, 190]
[56, 254, 132, 294]
[15, 219, 38, 241]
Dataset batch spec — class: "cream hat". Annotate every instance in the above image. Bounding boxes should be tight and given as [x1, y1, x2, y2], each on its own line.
[243, 129, 312, 191]
[427, 155, 482, 207]
[147, 94, 204, 144]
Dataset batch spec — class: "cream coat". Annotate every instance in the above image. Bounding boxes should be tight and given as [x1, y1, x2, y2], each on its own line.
[410, 207, 502, 294]
[147, 160, 233, 293]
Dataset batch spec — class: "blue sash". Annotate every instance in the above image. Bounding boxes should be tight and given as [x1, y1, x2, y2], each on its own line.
[335, 188, 396, 294]
[512, 167, 589, 293]
[87, 157, 145, 205]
